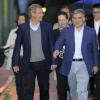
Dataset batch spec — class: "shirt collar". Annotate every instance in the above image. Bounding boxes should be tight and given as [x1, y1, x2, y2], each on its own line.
[30, 21, 40, 31]
[94, 19, 100, 25]
[75, 25, 84, 33]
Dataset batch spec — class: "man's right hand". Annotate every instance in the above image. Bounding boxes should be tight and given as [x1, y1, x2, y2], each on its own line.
[53, 50, 60, 58]
[13, 66, 20, 73]
[10, 44, 15, 49]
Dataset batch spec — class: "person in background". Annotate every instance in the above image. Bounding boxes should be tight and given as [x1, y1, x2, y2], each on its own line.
[53, 11, 69, 100]
[53, 9, 99, 100]
[3, 13, 27, 70]
[12, 4, 56, 100]
[17, 0, 29, 13]
[87, 3, 100, 100]
[60, 5, 71, 20]
[3, 13, 28, 100]
[53, 5, 71, 30]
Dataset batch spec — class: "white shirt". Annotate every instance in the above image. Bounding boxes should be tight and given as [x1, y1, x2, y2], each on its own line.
[73, 26, 84, 59]
[30, 22, 40, 31]
[94, 20, 100, 35]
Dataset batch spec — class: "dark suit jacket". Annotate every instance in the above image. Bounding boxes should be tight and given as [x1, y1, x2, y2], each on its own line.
[53, 29, 60, 44]
[86, 16, 100, 48]
[12, 22, 54, 72]
[55, 26, 99, 76]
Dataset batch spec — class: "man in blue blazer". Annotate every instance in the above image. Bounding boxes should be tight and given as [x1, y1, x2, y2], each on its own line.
[12, 4, 56, 100]
[53, 9, 99, 100]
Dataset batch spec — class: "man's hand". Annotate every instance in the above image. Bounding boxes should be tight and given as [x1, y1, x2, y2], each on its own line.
[13, 66, 20, 73]
[53, 50, 60, 59]
[51, 65, 57, 70]
[92, 66, 99, 75]
[10, 44, 15, 49]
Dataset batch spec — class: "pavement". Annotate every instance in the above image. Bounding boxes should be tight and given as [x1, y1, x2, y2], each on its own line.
[0, 67, 93, 100]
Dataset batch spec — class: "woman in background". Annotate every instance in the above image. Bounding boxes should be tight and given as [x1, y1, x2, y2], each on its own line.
[3, 13, 27, 70]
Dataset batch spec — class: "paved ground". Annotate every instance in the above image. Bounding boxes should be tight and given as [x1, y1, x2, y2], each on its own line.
[0, 67, 93, 100]
[0, 67, 57, 100]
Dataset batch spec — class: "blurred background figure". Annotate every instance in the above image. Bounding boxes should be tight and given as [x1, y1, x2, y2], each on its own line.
[17, 0, 30, 13]
[53, 5, 71, 30]
[3, 13, 28, 100]
[53, 11, 70, 100]
[60, 5, 71, 21]
[87, 3, 100, 100]
[3, 13, 28, 70]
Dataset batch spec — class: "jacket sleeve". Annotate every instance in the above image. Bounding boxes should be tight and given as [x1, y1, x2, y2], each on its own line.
[92, 29, 99, 67]
[47, 24, 57, 64]
[12, 26, 22, 67]
[54, 28, 66, 51]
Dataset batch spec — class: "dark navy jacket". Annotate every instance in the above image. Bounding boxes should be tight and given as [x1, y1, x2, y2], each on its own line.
[12, 22, 54, 72]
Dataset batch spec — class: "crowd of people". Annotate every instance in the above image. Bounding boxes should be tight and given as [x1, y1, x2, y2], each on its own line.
[2, 2, 100, 100]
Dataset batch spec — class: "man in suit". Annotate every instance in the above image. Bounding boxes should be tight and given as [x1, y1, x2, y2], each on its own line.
[53, 12, 69, 100]
[53, 9, 99, 100]
[87, 4, 100, 45]
[87, 4, 100, 99]
[12, 4, 56, 100]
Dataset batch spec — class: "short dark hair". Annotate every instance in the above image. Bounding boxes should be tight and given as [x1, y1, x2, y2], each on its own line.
[93, 4, 100, 8]
[58, 11, 68, 19]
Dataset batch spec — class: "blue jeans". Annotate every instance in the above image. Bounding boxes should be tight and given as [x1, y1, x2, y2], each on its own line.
[68, 61, 89, 100]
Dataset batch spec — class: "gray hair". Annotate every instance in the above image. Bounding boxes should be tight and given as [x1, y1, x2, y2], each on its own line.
[72, 9, 85, 17]
[28, 4, 42, 18]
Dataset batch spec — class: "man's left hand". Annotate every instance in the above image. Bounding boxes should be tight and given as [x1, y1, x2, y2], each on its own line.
[51, 65, 57, 70]
[92, 66, 99, 75]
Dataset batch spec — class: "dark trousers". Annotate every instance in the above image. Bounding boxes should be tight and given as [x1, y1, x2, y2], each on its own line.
[14, 73, 24, 100]
[89, 51, 100, 99]
[90, 72, 100, 99]
[22, 60, 49, 100]
[14, 57, 24, 100]
[56, 58, 68, 100]
[56, 72, 68, 100]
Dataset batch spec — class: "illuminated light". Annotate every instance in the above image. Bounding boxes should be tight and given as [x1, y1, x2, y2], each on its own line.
[42, 7, 47, 13]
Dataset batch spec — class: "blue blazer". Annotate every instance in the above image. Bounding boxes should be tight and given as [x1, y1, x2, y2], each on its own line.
[12, 22, 53, 72]
[55, 26, 99, 76]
